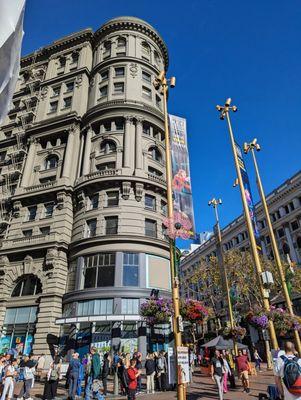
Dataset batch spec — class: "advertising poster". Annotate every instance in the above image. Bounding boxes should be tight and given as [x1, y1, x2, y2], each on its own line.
[177, 346, 190, 384]
[169, 114, 195, 239]
[235, 142, 262, 252]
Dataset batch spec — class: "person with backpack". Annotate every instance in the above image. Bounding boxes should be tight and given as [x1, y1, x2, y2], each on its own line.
[210, 349, 225, 400]
[42, 359, 61, 400]
[274, 341, 301, 400]
[19, 356, 36, 400]
[85, 347, 101, 400]
[67, 352, 81, 400]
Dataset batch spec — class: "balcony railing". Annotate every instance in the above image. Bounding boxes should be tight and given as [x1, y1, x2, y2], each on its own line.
[75, 169, 120, 185]
[2, 232, 59, 249]
[147, 173, 166, 186]
[24, 181, 57, 193]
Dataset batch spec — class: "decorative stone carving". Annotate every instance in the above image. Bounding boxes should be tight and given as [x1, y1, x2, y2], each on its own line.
[12, 201, 21, 218]
[135, 183, 144, 202]
[56, 192, 65, 210]
[75, 74, 83, 88]
[76, 190, 86, 209]
[122, 182, 131, 200]
[89, 77, 95, 88]
[40, 86, 48, 99]
[44, 247, 59, 271]
[129, 63, 138, 78]
[23, 255, 33, 271]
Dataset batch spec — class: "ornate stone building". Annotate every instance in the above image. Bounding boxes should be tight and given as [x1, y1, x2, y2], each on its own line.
[0, 17, 172, 356]
[180, 170, 301, 301]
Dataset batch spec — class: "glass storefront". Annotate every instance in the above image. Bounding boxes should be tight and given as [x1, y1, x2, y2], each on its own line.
[0, 306, 38, 355]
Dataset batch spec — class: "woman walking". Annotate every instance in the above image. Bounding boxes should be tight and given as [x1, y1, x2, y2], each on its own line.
[221, 352, 231, 394]
[145, 353, 156, 394]
[253, 349, 262, 371]
[43, 359, 61, 400]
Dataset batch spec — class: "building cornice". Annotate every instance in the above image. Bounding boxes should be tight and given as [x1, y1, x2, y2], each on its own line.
[93, 17, 169, 69]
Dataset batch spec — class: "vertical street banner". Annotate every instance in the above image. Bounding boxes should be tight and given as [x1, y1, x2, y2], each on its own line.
[235, 142, 262, 252]
[213, 223, 227, 294]
[169, 114, 195, 239]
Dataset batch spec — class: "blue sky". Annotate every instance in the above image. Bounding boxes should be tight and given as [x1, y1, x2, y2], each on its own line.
[22, 0, 301, 247]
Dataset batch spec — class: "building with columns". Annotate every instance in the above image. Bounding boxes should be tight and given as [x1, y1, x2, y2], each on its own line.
[180, 170, 301, 302]
[0, 17, 172, 356]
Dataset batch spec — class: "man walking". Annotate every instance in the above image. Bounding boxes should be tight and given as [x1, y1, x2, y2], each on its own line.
[102, 353, 110, 396]
[210, 350, 224, 400]
[274, 341, 301, 400]
[68, 352, 81, 400]
[236, 349, 250, 394]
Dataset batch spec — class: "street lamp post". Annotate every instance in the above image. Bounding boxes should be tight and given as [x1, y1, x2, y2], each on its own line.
[208, 198, 238, 355]
[216, 99, 278, 368]
[244, 138, 301, 355]
[153, 71, 185, 400]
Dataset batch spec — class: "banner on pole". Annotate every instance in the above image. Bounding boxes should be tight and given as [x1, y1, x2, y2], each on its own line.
[235, 142, 262, 252]
[168, 114, 195, 239]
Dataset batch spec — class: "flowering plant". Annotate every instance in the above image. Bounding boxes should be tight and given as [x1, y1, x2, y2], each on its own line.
[140, 298, 173, 325]
[180, 299, 209, 323]
[268, 306, 301, 336]
[222, 326, 247, 339]
[246, 308, 269, 329]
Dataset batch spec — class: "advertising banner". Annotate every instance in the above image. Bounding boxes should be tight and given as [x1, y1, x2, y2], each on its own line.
[169, 114, 195, 239]
[235, 142, 262, 252]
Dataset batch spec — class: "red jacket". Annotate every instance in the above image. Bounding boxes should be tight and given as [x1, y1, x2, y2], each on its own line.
[127, 367, 138, 390]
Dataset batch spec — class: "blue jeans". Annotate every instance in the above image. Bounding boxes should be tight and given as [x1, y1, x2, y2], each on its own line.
[85, 376, 103, 400]
[69, 372, 79, 400]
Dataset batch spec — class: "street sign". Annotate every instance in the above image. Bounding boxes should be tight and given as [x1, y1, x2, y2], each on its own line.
[177, 346, 190, 384]
[177, 315, 184, 332]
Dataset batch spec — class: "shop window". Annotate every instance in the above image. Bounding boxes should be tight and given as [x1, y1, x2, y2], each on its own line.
[11, 275, 42, 297]
[123, 253, 139, 286]
[77, 299, 113, 316]
[83, 253, 115, 288]
[45, 155, 58, 170]
[105, 216, 118, 234]
[121, 298, 139, 314]
[4, 306, 38, 324]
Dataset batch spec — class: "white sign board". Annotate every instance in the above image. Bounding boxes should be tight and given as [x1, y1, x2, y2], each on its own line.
[177, 346, 190, 384]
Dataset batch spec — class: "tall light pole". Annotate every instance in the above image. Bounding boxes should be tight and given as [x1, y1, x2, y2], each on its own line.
[244, 138, 301, 355]
[153, 71, 185, 400]
[216, 99, 278, 367]
[208, 198, 238, 355]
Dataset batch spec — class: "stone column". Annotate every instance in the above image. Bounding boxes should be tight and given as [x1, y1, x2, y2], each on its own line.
[76, 133, 85, 179]
[123, 116, 132, 168]
[62, 126, 76, 179]
[82, 127, 93, 175]
[135, 117, 143, 172]
[21, 138, 37, 187]
[284, 223, 298, 262]
[137, 323, 147, 360]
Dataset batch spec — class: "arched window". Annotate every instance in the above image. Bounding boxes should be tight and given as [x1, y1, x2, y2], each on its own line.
[45, 154, 59, 170]
[117, 37, 126, 48]
[11, 275, 42, 297]
[148, 146, 162, 163]
[297, 237, 301, 249]
[100, 140, 116, 155]
[141, 41, 151, 59]
[282, 242, 290, 255]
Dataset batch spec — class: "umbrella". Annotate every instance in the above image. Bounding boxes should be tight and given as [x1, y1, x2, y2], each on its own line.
[201, 335, 248, 350]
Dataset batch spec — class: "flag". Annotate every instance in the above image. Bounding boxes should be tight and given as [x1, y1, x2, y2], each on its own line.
[0, 0, 26, 124]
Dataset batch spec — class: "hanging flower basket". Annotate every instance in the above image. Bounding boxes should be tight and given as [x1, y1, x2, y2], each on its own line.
[140, 298, 173, 326]
[222, 326, 247, 340]
[246, 308, 269, 330]
[180, 299, 210, 323]
[268, 306, 301, 335]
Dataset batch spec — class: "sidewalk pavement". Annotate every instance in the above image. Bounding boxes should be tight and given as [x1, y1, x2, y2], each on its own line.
[30, 365, 275, 399]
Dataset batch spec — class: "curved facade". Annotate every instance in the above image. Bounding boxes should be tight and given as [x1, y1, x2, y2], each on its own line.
[0, 17, 171, 356]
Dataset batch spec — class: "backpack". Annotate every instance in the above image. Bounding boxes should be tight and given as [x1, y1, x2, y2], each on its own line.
[24, 366, 34, 380]
[281, 355, 301, 395]
[157, 357, 164, 371]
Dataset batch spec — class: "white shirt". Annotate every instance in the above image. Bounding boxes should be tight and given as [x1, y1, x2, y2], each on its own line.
[274, 354, 301, 400]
